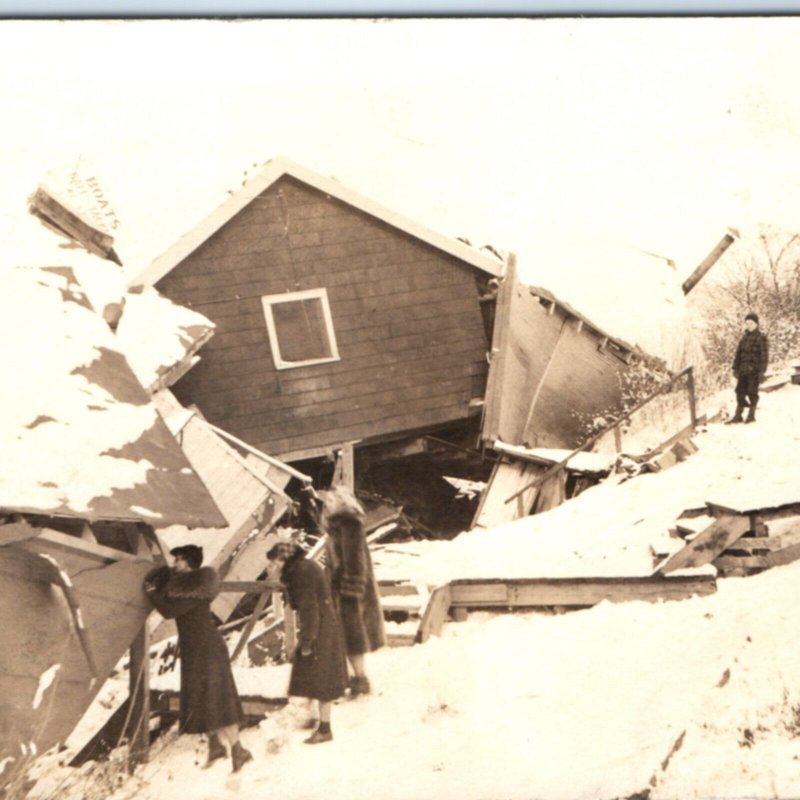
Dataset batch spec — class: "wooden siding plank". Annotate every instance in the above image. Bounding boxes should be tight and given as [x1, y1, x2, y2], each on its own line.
[188, 334, 486, 397]
[195, 373, 478, 423]
[185, 359, 486, 428]
[260, 401, 476, 456]
[217, 383, 479, 445]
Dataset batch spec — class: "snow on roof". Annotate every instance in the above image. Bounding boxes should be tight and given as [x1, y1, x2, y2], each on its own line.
[517, 238, 690, 367]
[129, 156, 505, 289]
[0, 266, 226, 528]
[493, 441, 615, 474]
[115, 288, 215, 393]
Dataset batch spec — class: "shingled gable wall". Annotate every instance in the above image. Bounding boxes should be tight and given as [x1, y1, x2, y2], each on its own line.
[156, 175, 490, 460]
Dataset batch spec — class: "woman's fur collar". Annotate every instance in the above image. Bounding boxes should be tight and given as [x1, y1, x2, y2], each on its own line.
[280, 547, 307, 583]
[166, 566, 220, 599]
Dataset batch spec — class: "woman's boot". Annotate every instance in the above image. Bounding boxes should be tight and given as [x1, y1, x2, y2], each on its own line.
[204, 733, 227, 768]
[231, 741, 253, 772]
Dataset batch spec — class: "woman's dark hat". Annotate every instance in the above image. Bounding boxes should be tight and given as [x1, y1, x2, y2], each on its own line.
[170, 544, 204, 569]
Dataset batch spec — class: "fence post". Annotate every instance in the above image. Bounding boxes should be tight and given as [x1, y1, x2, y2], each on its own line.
[686, 366, 697, 428]
[126, 624, 150, 773]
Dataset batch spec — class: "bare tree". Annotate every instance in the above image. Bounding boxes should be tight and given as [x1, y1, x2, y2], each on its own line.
[691, 225, 800, 390]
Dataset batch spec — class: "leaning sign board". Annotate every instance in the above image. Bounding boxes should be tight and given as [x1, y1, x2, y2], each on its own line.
[28, 161, 123, 264]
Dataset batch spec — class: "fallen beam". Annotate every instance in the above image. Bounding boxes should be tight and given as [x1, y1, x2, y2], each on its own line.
[152, 690, 286, 721]
[656, 514, 750, 575]
[448, 575, 716, 608]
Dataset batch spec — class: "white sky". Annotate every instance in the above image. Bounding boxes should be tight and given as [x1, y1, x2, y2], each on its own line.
[2, 17, 800, 348]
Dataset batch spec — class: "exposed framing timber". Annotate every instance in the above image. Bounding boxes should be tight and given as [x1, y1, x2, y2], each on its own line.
[448, 575, 716, 607]
[17, 528, 141, 564]
[416, 584, 452, 643]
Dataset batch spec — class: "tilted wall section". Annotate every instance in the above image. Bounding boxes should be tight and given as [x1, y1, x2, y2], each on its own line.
[157, 176, 489, 459]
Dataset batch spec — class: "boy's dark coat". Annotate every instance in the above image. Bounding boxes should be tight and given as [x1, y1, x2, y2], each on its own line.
[733, 329, 769, 378]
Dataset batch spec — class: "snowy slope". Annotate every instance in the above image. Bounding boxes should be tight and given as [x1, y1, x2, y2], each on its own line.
[24, 380, 800, 800]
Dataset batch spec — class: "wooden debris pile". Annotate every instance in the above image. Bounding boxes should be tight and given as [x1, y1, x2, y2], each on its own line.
[655, 499, 800, 579]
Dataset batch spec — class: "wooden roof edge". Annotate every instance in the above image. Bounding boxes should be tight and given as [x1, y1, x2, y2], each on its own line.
[204, 420, 312, 484]
[129, 156, 505, 290]
[526, 283, 640, 356]
[491, 440, 611, 474]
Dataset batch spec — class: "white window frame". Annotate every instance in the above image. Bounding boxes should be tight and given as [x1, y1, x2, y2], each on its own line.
[261, 287, 340, 370]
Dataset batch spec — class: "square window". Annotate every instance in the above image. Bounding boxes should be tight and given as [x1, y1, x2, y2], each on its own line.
[261, 288, 340, 369]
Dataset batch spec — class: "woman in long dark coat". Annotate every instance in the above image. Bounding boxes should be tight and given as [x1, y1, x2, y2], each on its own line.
[267, 540, 347, 744]
[143, 545, 252, 772]
[322, 487, 386, 696]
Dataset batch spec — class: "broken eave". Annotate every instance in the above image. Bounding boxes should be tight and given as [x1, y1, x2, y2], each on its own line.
[527, 283, 639, 359]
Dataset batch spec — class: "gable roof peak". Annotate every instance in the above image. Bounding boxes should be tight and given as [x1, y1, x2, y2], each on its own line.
[129, 156, 504, 289]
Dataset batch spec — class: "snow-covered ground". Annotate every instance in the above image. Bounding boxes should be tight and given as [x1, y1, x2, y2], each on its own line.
[26, 380, 800, 800]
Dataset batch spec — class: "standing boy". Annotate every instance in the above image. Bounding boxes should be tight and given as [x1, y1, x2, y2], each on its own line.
[728, 312, 769, 424]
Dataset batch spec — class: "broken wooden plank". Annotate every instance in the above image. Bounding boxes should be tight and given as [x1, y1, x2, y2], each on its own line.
[381, 595, 426, 614]
[681, 231, 737, 295]
[449, 576, 716, 607]
[366, 523, 400, 545]
[230, 590, 271, 663]
[126, 625, 150, 772]
[532, 469, 567, 513]
[712, 555, 769, 571]
[765, 542, 800, 569]
[492, 441, 613, 474]
[671, 437, 699, 462]
[207, 422, 312, 484]
[153, 691, 286, 719]
[647, 449, 679, 473]
[472, 459, 542, 528]
[220, 580, 282, 594]
[212, 533, 274, 622]
[656, 514, 751, 575]
[723, 537, 786, 554]
[416, 584, 452, 643]
[706, 492, 800, 517]
[378, 582, 420, 596]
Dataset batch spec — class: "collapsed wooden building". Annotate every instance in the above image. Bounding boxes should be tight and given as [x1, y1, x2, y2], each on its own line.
[472, 255, 646, 528]
[129, 158, 503, 481]
[0, 251, 300, 788]
[0, 267, 230, 789]
[127, 157, 649, 531]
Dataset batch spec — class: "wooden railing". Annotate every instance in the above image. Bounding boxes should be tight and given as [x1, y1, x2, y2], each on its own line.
[504, 366, 697, 506]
